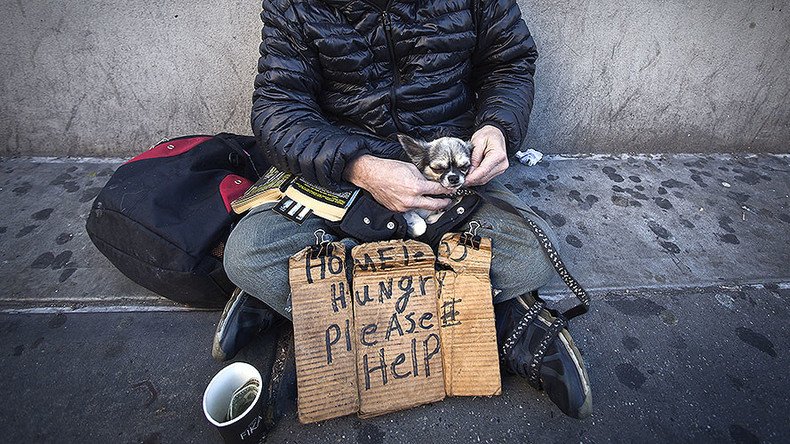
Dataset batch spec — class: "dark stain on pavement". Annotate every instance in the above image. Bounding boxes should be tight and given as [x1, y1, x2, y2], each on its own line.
[653, 197, 673, 210]
[717, 233, 741, 245]
[735, 327, 776, 357]
[524, 179, 541, 189]
[50, 251, 73, 269]
[607, 297, 666, 317]
[644, 161, 661, 173]
[12, 182, 32, 195]
[63, 181, 80, 193]
[690, 174, 708, 188]
[657, 187, 667, 195]
[690, 168, 713, 178]
[612, 195, 642, 208]
[613, 185, 649, 200]
[679, 217, 695, 229]
[602, 166, 625, 182]
[718, 216, 735, 233]
[647, 221, 671, 239]
[572, 175, 585, 181]
[615, 363, 646, 390]
[683, 158, 706, 169]
[660, 179, 688, 188]
[659, 241, 681, 254]
[568, 190, 599, 210]
[565, 235, 583, 248]
[31, 252, 55, 269]
[16, 225, 38, 238]
[48, 313, 68, 329]
[778, 213, 790, 224]
[13, 345, 24, 356]
[734, 170, 769, 186]
[31, 208, 54, 220]
[622, 336, 641, 351]
[729, 424, 761, 444]
[104, 341, 126, 359]
[50, 173, 73, 186]
[727, 191, 750, 203]
[628, 175, 641, 183]
[55, 233, 73, 245]
[59, 268, 77, 283]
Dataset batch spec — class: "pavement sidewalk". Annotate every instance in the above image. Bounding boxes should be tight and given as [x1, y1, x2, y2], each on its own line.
[1, 153, 788, 443]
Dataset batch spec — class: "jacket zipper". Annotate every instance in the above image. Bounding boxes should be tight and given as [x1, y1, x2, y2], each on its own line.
[380, 10, 404, 133]
[365, 1, 405, 133]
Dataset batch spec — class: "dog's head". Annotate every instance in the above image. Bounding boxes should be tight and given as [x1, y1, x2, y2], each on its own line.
[398, 134, 472, 189]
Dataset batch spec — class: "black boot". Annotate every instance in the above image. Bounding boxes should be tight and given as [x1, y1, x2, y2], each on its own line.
[212, 288, 278, 362]
[495, 292, 593, 419]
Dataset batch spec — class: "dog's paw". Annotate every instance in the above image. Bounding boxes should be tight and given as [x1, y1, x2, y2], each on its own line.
[404, 211, 427, 237]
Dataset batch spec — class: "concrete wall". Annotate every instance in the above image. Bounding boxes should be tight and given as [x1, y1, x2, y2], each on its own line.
[1, 1, 788, 157]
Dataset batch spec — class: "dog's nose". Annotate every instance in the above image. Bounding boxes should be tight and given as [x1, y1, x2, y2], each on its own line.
[447, 174, 460, 185]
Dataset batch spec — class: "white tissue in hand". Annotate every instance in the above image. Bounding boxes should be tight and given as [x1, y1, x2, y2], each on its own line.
[515, 148, 543, 166]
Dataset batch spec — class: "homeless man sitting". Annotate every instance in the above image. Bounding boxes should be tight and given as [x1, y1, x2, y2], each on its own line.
[214, 0, 592, 419]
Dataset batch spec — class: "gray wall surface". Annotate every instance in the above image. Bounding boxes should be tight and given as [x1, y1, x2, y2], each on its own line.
[1, 1, 788, 157]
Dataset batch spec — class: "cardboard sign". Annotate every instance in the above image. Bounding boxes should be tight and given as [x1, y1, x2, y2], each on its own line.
[351, 240, 445, 418]
[289, 242, 359, 423]
[436, 233, 501, 397]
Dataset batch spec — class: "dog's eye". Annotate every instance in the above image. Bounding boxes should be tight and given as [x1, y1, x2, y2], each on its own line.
[430, 165, 446, 173]
[458, 165, 470, 173]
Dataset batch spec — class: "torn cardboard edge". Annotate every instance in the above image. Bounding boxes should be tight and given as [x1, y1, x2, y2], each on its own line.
[437, 233, 502, 397]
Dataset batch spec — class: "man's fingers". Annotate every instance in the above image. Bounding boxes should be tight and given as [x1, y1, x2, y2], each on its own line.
[470, 137, 486, 168]
[466, 152, 496, 184]
[412, 196, 451, 211]
[464, 167, 486, 186]
[419, 180, 453, 196]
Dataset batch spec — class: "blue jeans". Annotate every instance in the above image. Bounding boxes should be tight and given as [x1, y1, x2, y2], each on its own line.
[224, 179, 558, 320]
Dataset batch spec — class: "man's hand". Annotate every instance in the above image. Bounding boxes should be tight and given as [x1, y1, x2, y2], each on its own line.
[465, 125, 509, 187]
[344, 155, 452, 212]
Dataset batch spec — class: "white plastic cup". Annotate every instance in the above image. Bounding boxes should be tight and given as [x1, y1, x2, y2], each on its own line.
[203, 362, 266, 443]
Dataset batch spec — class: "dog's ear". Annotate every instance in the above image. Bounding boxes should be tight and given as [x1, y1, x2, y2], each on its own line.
[397, 134, 428, 164]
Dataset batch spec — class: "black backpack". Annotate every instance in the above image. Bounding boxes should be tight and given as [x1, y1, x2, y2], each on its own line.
[86, 133, 268, 308]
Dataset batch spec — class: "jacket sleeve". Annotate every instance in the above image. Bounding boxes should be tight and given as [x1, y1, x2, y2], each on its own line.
[471, 0, 538, 156]
[251, 2, 395, 189]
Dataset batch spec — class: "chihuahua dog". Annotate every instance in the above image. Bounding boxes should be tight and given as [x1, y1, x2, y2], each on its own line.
[397, 134, 473, 237]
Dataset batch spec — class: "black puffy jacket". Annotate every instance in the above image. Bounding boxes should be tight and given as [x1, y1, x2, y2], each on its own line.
[252, 0, 538, 189]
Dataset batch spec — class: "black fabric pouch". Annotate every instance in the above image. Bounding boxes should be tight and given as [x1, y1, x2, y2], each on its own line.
[326, 191, 408, 242]
[417, 193, 482, 247]
[325, 190, 481, 247]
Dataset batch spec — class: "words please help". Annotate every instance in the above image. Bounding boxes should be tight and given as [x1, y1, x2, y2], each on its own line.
[288, 236, 500, 423]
